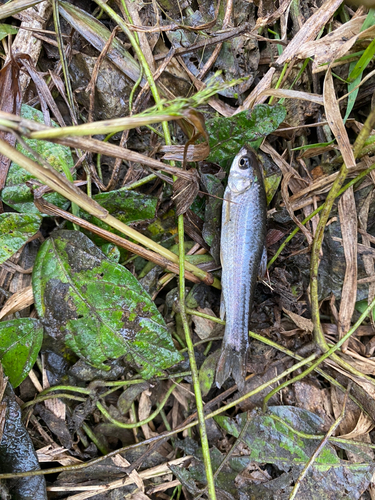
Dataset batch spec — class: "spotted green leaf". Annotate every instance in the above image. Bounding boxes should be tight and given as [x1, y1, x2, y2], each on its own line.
[1, 104, 75, 215]
[32, 230, 183, 377]
[0, 213, 41, 265]
[206, 104, 286, 164]
[0, 318, 43, 387]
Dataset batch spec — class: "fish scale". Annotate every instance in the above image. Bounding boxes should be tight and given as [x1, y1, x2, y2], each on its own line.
[216, 146, 267, 390]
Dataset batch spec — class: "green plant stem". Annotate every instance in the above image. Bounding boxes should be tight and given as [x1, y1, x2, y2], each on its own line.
[269, 62, 288, 105]
[123, 173, 157, 190]
[96, 379, 180, 429]
[310, 106, 375, 378]
[22, 393, 86, 409]
[268, 159, 375, 268]
[268, 413, 375, 449]
[34, 385, 93, 396]
[177, 218, 216, 500]
[90, 5, 217, 494]
[263, 293, 375, 411]
[6, 354, 375, 480]
[82, 422, 109, 455]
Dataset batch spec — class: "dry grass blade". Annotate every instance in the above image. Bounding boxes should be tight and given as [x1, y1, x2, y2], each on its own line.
[0, 286, 34, 320]
[0, 58, 22, 190]
[240, 0, 344, 111]
[58, 0, 142, 85]
[338, 187, 358, 351]
[324, 69, 356, 167]
[6, 1, 51, 94]
[358, 191, 375, 327]
[276, 0, 345, 65]
[47, 456, 191, 497]
[28, 113, 180, 139]
[160, 143, 209, 162]
[258, 88, 324, 104]
[296, 18, 375, 73]
[0, 0, 43, 19]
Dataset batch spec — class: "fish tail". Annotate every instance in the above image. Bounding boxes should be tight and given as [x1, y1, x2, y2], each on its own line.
[216, 333, 247, 390]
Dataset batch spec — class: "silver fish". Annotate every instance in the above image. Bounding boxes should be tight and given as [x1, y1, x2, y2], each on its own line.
[216, 145, 267, 390]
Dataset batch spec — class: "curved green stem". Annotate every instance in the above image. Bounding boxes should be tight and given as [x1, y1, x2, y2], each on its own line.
[22, 393, 86, 409]
[96, 379, 180, 429]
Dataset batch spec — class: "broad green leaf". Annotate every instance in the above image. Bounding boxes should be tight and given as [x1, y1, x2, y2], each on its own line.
[0, 213, 41, 265]
[81, 189, 157, 241]
[216, 406, 374, 470]
[0, 24, 18, 41]
[212, 407, 374, 498]
[1, 104, 75, 215]
[206, 104, 286, 164]
[0, 318, 43, 387]
[32, 230, 183, 377]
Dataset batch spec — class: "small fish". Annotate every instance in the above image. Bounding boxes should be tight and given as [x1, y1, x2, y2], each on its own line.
[216, 145, 267, 390]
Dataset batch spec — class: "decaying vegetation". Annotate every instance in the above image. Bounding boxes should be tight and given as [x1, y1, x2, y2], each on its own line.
[1, 0, 375, 498]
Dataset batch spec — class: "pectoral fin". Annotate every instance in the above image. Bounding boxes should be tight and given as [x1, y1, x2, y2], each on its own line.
[223, 191, 231, 225]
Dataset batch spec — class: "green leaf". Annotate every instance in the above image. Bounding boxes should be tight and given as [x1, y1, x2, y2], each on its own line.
[344, 9, 375, 123]
[0, 24, 18, 41]
[355, 299, 375, 321]
[348, 38, 375, 83]
[81, 189, 157, 243]
[213, 407, 374, 498]
[0, 318, 43, 387]
[206, 104, 286, 164]
[0, 213, 41, 265]
[1, 104, 75, 216]
[199, 349, 220, 397]
[32, 230, 183, 377]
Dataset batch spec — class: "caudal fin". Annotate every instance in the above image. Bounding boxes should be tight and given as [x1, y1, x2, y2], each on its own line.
[216, 341, 247, 391]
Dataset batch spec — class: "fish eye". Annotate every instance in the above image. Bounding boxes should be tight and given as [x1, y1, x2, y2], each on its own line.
[239, 156, 251, 170]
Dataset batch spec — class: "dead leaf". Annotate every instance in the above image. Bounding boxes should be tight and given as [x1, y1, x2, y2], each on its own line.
[192, 307, 217, 340]
[338, 187, 358, 349]
[283, 308, 314, 333]
[323, 69, 356, 169]
[0, 285, 34, 319]
[173, 168, 200, 216]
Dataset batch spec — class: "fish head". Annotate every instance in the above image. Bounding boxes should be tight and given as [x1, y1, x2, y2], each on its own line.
[228, 145, 261, 194]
